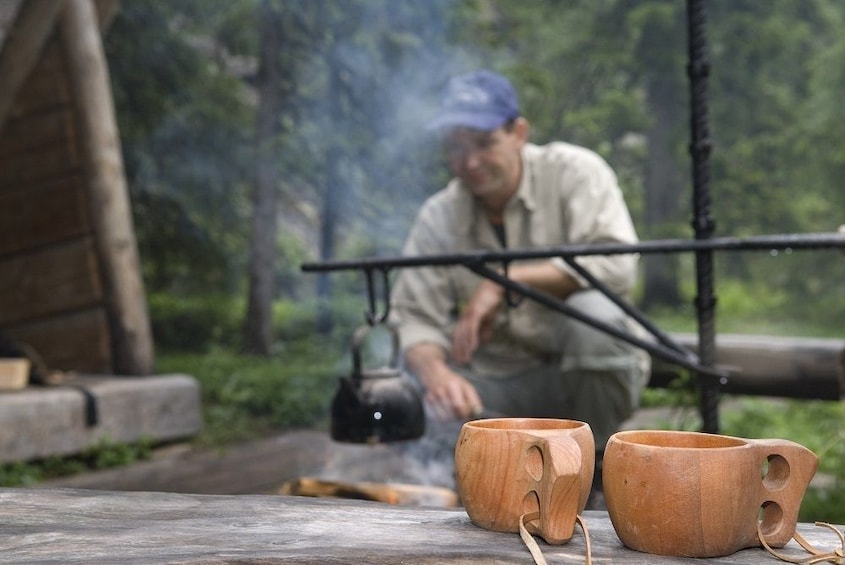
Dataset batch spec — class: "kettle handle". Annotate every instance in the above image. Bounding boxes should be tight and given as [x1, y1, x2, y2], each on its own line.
[351, 323, 400, 379]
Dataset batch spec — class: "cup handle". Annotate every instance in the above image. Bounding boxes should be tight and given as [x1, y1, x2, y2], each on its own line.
[534, 435, 583, 545]
[753, 439, 819, 548]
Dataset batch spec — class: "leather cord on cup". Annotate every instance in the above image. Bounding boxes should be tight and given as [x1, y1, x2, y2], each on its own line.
[757, 521, 845, 564]
[519, 512, 592, 565]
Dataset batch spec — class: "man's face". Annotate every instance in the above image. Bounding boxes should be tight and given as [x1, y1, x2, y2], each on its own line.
[443, 119, 527, 201]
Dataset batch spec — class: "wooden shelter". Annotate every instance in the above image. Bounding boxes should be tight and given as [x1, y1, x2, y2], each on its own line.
[0, 0, 201, 465]
[0, 0, 152, 376]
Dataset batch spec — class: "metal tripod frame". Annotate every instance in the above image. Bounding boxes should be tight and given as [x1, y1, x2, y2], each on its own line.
[302, 1, 845, 433]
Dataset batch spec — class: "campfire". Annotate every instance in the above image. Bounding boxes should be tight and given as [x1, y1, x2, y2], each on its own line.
[280, 477, 458, 506]
[279, 419, 464, 507]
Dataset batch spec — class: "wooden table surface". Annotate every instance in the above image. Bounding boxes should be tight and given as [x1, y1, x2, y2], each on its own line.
[0, 487, 840, 564]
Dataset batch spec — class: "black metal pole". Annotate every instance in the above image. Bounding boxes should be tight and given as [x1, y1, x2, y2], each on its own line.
[301, 231, 845, 404]
[301, 233, 845, 272]
[687, 0, 720, 433]
[467, 263, 722, 379]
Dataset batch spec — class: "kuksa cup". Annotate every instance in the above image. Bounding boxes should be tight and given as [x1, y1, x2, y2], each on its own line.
[603, 430, 818, 558]
[455, 418, 594, 545]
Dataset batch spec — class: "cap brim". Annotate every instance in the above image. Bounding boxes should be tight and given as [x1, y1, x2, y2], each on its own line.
[426, 111, 509, 133]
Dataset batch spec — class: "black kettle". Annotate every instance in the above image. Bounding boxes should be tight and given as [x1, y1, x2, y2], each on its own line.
[330, 323, 425, 444]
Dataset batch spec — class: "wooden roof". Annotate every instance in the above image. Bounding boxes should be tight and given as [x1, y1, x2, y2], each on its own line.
[0, 0, 153, 375]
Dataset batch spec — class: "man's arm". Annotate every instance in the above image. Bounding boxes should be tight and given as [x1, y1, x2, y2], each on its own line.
[508, 260, 582, 299]
[451, 261, 581, 364]
[550, 146, 640, 296]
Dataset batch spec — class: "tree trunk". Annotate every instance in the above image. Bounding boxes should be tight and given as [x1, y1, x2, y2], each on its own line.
[316, 145, 340, 334]
[316, 65, 345, 335]
[641, 71, 685, 310]
[243, 0, 282, 355]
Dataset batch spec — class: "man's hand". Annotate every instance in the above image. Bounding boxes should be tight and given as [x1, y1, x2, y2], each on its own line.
[452, 262, 581, 365]
[451, 279, 504, 365]
[422, 367, 484, 421]
[404, 343, 483, 421]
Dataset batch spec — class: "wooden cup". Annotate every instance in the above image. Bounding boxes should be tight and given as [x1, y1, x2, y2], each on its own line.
[0, 359, 30, 391]
[455, 418, 594, 544]
[603, 430, 818, 558]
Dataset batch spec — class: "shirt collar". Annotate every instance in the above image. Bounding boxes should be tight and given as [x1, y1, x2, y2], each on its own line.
[514, 143, 537, 212]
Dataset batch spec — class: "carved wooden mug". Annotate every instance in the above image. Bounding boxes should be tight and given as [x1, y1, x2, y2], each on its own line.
[454, 418, 594, 545]
[603, 430, 818, 558]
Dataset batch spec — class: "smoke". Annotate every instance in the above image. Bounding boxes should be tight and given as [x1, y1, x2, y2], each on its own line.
[107, 0, 498, 295]
[327, 323, 463, 493]
[317, 419, 463, 494]
[294, 3, 492, 492]
[288, 0, 487, 256]
[109, 1, 493, 494]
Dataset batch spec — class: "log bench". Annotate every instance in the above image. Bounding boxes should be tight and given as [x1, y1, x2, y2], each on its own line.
[0, 487, 841, 564]
[650, 333, 845, 400]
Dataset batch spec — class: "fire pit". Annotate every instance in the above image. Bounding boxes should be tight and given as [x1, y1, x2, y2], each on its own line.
[279, 418, 464, 507]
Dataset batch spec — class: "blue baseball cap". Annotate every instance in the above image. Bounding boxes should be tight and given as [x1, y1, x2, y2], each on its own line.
[428, 70, 520, 132]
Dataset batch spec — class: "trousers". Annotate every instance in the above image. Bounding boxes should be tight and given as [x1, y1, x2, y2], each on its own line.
[461, 289, 650, 451]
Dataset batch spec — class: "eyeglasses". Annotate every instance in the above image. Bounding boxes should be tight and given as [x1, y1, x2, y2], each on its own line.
[443, 131, 500, 159]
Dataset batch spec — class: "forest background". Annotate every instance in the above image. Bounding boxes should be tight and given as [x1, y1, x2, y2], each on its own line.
[9, 0, 845, 520]
[108, 0, 844, 348]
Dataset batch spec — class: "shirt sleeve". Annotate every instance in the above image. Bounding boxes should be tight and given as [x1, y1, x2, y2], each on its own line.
[389, 204, 457, 354]
[548, 147, 639, 297]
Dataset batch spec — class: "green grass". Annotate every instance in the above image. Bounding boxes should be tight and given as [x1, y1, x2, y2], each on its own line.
[0, 438, 153, 487]
[155, 341, 342, 447]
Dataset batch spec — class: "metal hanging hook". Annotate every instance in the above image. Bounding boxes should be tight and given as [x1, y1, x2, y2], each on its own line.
[501, 261, 524, 308]
[364, 267, 392, 325]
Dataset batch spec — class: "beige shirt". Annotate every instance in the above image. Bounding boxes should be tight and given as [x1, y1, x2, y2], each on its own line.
[391, 141, 639, 377]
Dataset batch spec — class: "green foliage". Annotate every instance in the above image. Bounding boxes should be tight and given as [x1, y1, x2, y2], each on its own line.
[149, 293, 242, 352]
[639, 370, 704, 432]
[643, 252, 843, 338]
[0, 439, 152, 487]
[133, 191, 231, 294]
[107, 1, 254, 295]
[156, 343, 342, 446]
[270, 292, 368, 345]
[706, 277, 788, 322]
[107, 0, 845, 335]
[147, 281, 371, 354]
[734, 250, 845, 333]
[701, 1, 845, 316]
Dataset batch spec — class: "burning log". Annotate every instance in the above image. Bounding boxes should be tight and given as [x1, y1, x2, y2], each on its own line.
[279, 477, 459, 507]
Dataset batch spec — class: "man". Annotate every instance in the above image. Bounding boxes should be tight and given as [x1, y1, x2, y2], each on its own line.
[391, 70, 648, 458]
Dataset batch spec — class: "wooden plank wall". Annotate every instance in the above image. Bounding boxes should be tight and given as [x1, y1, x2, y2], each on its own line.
[0, 36, 112, 373]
